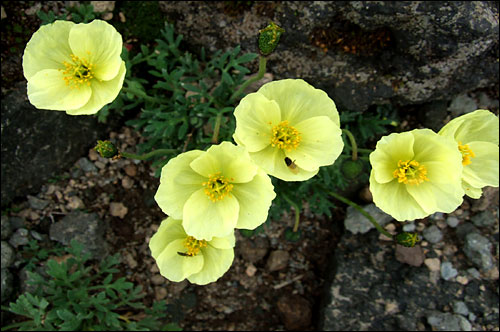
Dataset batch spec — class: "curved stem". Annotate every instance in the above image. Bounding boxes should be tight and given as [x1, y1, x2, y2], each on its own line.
[229, 55, 267, 103]
[342, 128, 358, 161]
[120, 149, 176, 161]
[211, 112, 223, 144]
[282, 193, 301, 233]
[326, 190, 393, 239]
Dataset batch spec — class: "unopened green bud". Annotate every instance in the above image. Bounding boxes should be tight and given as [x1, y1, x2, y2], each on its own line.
[258, 21, 285, 56]
[94, 140, 120, 159]
[395, 231, 420, 247]
[341, 159, 364, 179]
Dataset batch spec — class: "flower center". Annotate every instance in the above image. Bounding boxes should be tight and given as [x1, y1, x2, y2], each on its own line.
[202, 172, 234, 202]
[182, 236, 207, 256]
[270, 120, 301, 151]
[60, 53, 94, 89]
[393, 160, 429, 185]
[458, 142, 475, 166]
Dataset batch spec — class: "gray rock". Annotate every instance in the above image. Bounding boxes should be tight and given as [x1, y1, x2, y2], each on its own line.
[1, 82, 120, 208]
[470, 210, 496, 227]
[1, 215, 12, 240]
[8, 216, 25, 230]
[463, 233, 493, 271]
[446, 216, 460, 228]
[1, 268, 14, 303]
[76, 157, 98, 173]
[8, 228, 30, 248]
[49, 211, 108, 259]
[448, 94, 478, 117]
[466, 268, 481, 279]
[159, 2, 498, 112]
[402, 221, 416, 232]
[1, 241, 15, 268]
[427, 312, 472, 331]
[27, 195, 49, 210]
[452, 301, 469, 316]
[455, 222, 478, 241]
[423, 225, 443, 244]
[441, 262, 458, 281]
[344, 204, 392, 234]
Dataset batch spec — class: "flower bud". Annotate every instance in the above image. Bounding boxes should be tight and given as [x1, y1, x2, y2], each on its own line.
[395, 231, 420, 247]
[258, 21, 285, 56]
[94, 140, 120, 159]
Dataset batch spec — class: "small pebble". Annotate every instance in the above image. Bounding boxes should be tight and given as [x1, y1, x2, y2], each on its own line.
[109, 202, 128, 218]
[246, 263, 257, 277]
[446, 216, 460, 228]
[424, 258, 441, 272]
[124, 164, 137, 177]
[423, 225, 443, 244]
[441, 262, 458, 280]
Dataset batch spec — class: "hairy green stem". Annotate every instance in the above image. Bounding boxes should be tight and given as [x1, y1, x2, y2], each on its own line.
[282, 193, 301, 233]
[326, 190, 393, 239]
[211, 113, 223, 144]
[120, 149, 176, 161]
[342, 128, 358, 161]
[229, 55, 267, 103]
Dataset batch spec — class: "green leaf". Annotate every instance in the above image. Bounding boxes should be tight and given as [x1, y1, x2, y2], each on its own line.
[236, 52, 258, 64]
[178, 121, 188, 140]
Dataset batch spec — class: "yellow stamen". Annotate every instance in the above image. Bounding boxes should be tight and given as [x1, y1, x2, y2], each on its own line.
[202, 172, 234, 202]
[458, 142, 475, 166]
[270, 120, 301, 151]
[393, 160, 429, 185]
[59, 53, 94, 89]
[182, 236, 207, 256]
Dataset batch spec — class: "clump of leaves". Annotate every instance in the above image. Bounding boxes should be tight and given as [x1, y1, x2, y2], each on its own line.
[37, 3, 99, 25]
[1, 240, 178, 331]
[100, 22, 258, 175]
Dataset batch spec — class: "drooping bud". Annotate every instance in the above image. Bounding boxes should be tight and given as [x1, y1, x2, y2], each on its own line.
[395, 231, 420, 247]
[94, 140, 120, 159]
[258, 21, 285, 56]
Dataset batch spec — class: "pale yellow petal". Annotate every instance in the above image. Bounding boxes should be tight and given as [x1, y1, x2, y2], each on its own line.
[249, 145, 318, 181]
[369, 132, 415, 184]
[149, 218, 186, 260]
[258, 79, 340, 126]
[155, 239, 204, 282]
[369, 172, 427, 221]
[68, 19, 122, 81]
[233, 169, 276, 230]
[23, 20, 74, 80]
[233, 92, 281, 152]
[182, 189, 239, 241]
[286, 116, 343, 171]
[27, 69, 91, 111]
[66, 61, 126, 115]
[188, 246, 234, 285]
[193, 142, 257, 183]
[154, 150, 205, 219]
[462, 141, 499, 188]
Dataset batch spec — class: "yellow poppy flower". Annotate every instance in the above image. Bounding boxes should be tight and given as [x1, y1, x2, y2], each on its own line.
[369, 129, 464, 221]
[438, 109, 499, 198]
[233, 79, 344, 181]
[22, 20, 126, 115]
[154, 141, 276, 240]
[149, 217, 235, 285]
